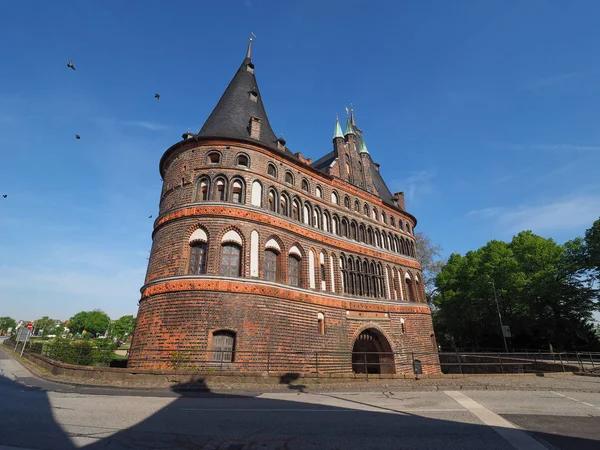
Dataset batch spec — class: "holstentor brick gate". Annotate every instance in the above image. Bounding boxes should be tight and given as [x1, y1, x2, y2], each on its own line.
[128, 40, 439, 375]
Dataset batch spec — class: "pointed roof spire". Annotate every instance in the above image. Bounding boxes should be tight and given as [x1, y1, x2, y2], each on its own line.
[197, 38, 282, 151]
[359, 135, 369, 154]
[350, 105, 356, 127]
[333, 114, 344, 139]
[345, 115, 355, 136]
[246, 36, 253, 60]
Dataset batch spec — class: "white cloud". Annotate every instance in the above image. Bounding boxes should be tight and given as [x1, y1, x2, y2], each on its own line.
[469, 195, 600, 234]
[390, 169, 437, 203]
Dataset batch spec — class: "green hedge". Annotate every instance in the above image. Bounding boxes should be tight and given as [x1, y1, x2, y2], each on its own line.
[41, 338, 117, 367]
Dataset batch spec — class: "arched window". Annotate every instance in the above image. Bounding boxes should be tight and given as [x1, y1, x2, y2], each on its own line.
[359, 224, 366, 243]
[344, 196, 350, 209]
[211, 330, 235, 362]
[382, 212, 387, 224]
[292, 199, 301, 221]
[288, 255, 300, 287]
[279, 192, 290, 216]
[230, 179, 244, 204]
[341, 218, 349, 238]
[390, 216, 396, 228]
[214, 178, 227, 201]
[268, 189, 277, 212]
[265, 249, 279, 281]
[188, 233, 208, 275]
[332, 215, 339, 235]
[406, 222, 411, 234]
[406, 273, 416, 302]
[236, 154, 249, 167]
[316, 186, 323, 198]
[267, 163, 277, 178]
[350, 221, 357, 241]
[196, 177, 210, 201]
[221, 244, 241, 277]
[251, 180, 262, 207]
[354, 200, 360, 212]
[207, 152, 221, 164]
[399, 221, 404, 231]
[372, 208, 378, 221]
[374, 230, 381, 247]
[313, 207, 321, 229]
[367, 227, 373, 245]
[331, 191, 339, 205]
[323, 211, 331, 233]
[285, 171, 294, 185]
[363, 204, 369, 216]
[317, 312, 325, 335]
[303, 203, 310, 225]
[301, 179, 309, 192]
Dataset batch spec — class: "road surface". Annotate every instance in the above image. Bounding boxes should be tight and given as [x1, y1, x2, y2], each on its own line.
[1, 345, 599, 449]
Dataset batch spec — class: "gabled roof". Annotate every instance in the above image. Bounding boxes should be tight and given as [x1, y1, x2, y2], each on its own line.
[197, 42, 289, 154]
[311, 150, 337, 171]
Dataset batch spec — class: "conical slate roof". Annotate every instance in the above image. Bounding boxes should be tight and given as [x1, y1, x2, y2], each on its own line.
[197, 42, 280, 151]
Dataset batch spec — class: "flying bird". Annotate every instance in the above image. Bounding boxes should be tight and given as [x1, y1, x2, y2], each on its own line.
[148, 215, 153, 219]
[75, 134, 81, 140]
[154, 93, 160, 100]
[2, 195, 7, 198]
[67, 60, 76, 71]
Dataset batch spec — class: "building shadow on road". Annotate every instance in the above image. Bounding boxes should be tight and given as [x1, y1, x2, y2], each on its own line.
[1, 371, 600, 450]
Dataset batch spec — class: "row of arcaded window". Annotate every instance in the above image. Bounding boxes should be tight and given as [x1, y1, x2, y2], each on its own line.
[192, 175, 416, 258]
[186, 226, 424, 303]
[196, 150, 414, 235]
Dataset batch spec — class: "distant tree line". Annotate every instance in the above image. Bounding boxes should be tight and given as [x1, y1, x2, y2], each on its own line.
[427, 218, 600, 351]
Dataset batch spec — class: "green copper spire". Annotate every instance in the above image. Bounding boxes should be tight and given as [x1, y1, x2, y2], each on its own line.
[345, 115, 355, 136]
[359, 135, 370, 154]
[333, 114, 344, 139]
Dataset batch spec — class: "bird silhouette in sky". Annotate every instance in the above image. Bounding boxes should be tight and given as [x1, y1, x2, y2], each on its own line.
[75, 134, 81, 140]
[154, 93, 160, 100]
[2, 195, 7, 198]
[148, 215, 153, 219]
[67, 60, 76, 71]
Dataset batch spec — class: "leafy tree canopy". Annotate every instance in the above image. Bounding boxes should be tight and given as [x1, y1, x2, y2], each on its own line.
[68, 310, 110, 336]
[112, 315, 136, 340]
[34, 316, 62, 336]
[434, 230, 599, 351]
[0, 316, 17, 333]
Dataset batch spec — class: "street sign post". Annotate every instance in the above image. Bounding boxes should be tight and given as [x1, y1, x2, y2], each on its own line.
[15, 327, 30, 353]
[501, 325, 512, 338]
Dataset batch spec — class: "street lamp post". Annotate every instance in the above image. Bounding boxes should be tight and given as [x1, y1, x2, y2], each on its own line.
[489, 280, 509, 353]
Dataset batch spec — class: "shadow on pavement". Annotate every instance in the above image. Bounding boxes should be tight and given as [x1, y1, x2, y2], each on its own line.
[0, 366, 599, 449]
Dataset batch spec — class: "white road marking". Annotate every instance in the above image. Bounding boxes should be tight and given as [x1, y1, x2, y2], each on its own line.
[552, 391, 597, 408]
[445, 391, 548, 450]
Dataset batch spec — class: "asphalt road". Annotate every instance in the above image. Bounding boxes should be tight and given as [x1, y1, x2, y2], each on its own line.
[1, 346, 599, 450]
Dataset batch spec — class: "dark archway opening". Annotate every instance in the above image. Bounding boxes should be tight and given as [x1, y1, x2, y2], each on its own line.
[352, 329, 395, 374]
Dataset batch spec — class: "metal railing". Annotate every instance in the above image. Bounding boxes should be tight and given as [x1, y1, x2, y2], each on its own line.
[5, 339, 599, 375]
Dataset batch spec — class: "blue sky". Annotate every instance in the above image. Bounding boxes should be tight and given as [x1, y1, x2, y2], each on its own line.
[1, 0, 599, 321]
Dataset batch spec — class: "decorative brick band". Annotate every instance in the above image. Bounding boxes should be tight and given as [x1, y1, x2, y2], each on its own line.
[155, 204, 422, 269]
[140, 277, 431, 314]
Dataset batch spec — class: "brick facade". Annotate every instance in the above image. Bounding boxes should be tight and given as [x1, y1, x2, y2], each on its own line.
[129, 45, 439, 375]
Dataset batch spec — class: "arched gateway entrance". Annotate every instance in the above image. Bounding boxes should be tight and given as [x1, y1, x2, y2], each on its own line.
[352, 329, 396, 374]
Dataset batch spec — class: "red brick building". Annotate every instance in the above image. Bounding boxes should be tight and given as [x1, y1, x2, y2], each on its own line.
[128, 41, 438, 374]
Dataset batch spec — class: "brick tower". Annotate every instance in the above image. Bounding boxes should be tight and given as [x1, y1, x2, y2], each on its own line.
[128, 40, 438, 374]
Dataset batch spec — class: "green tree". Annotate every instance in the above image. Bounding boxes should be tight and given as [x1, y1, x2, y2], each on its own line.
[68, 310, 110, 337]
[584, 217, 600, 280]
[34, 316, 62, 336]
[0, 316, 17, 334]
[415, 231, 445, 304]
[112, 315, 136, 340]
[434, 231, 599, 351]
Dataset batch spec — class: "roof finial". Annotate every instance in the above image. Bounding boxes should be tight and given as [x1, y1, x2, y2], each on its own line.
[350, 103, 356, 126]
[246, 32, 256, 59]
